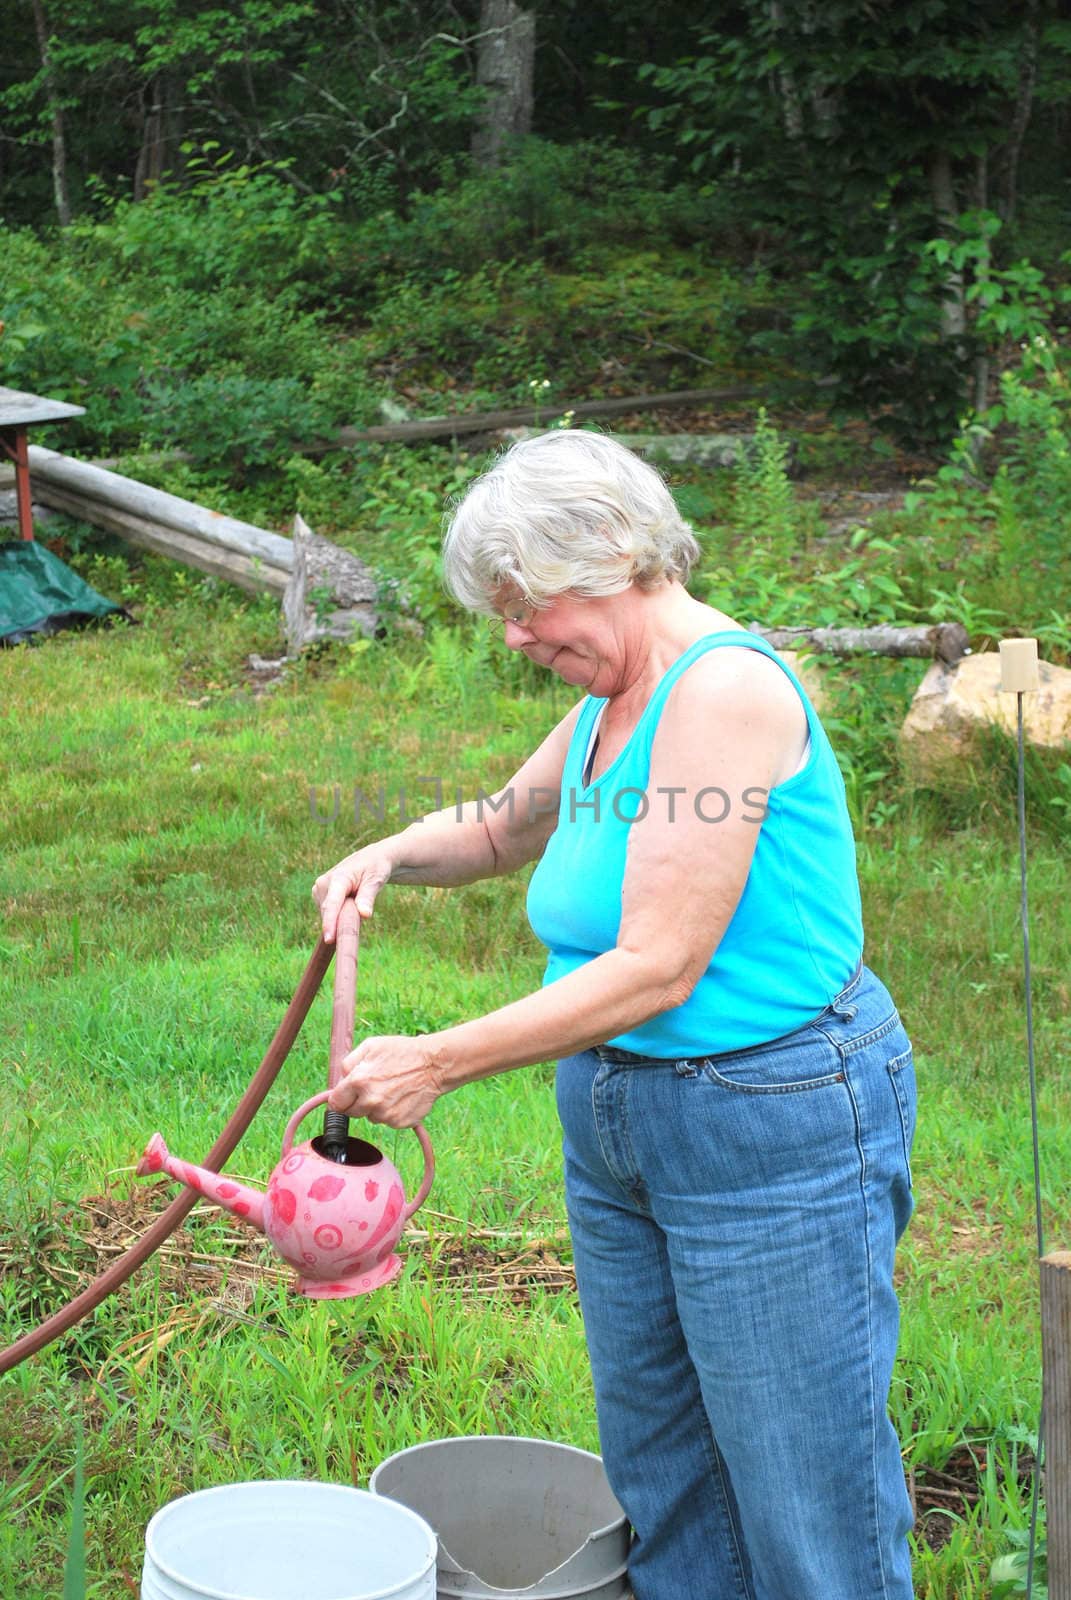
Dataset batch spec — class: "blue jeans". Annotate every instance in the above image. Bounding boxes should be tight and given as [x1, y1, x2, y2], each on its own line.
[556, 965, 916, 1600]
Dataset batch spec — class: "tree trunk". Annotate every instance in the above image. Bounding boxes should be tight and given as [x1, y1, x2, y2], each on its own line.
[30, 0, 71, 227]
[969, 148, 988, 212]
[929, 148, 965, 343]
[970, 152, 990, 415]
[134, 74, 177, 199]
[472, 0, 535, 168]
[1000, 5, 1039, 225]
[769, 1, 804, 143]
[929, 149, 982, 426]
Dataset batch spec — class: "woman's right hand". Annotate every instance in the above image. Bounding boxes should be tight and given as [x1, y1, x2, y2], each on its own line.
[312, 844, 395, 943]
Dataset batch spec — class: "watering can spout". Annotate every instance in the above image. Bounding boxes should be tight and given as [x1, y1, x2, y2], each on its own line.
[137, 1134, 266, 1232]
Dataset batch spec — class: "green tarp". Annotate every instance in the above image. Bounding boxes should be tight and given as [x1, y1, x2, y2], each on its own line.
[0, 539, 124, 645]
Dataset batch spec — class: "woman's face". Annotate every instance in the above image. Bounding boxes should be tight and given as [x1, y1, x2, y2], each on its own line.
[492, 588, 631, 694]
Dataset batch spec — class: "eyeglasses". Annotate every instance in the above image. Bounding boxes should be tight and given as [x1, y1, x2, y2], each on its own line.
[487, 597, 538, 633]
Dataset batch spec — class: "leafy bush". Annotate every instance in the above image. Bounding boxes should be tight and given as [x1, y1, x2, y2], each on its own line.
[72, 154, 347, 302]
[0, 200, 378, 460]
[784, 228, 967, 447]
[347, 138, 720, 284]
[143, 371, 331, 475]
[0, 228, 148, 447]
[985, 344, 1071, 569]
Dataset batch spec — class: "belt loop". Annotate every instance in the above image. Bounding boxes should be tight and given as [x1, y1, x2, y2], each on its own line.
[830, 960, 863, 1020]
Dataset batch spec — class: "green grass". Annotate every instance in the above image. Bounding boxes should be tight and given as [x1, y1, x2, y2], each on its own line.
[0, 531, 1066, 1596]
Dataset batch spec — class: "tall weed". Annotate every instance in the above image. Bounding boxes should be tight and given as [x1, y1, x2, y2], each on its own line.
[729, 406, 804, 547]
[899, 338, 1071, 648]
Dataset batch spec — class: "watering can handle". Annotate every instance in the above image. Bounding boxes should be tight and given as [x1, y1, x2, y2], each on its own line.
[281, 1091, 435, 1221]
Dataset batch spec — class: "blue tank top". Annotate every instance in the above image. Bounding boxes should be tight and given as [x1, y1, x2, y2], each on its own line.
[526, 632, 864, 1055]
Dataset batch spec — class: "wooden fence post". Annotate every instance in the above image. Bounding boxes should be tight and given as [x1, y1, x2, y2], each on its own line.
[1041, 1251, 1071, 1597]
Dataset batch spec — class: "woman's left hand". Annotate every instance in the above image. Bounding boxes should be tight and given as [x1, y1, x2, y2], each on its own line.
[328, 1035, 444, 1128]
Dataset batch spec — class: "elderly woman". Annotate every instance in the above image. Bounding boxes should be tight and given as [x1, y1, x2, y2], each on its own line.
[314, 430, 916, 1600]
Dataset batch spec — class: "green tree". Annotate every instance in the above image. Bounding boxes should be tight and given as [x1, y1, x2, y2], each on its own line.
[0, 1, 489, 222]
[636, 0, 1070, 442]
[1, 0, 315, 214]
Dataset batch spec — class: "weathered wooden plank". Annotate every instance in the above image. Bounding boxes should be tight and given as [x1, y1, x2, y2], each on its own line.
[27, 446, 293, 569]
[33, 483, 290, 597]
[283, 512, 379, 650]
[0, 385, 85, 427]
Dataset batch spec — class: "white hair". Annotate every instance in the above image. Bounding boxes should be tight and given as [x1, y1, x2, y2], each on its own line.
[442, 429, 700, 614]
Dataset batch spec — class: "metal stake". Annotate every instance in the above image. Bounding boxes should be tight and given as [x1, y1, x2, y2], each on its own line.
[999, 638, 1045, 1596]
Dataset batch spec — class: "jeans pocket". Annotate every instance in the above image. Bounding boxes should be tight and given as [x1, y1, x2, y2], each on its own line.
[885, 1046, 916, 1191]
[699, 1033, 846, 1095]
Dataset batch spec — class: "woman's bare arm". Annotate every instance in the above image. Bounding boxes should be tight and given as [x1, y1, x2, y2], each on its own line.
[314, 701, 582, 940]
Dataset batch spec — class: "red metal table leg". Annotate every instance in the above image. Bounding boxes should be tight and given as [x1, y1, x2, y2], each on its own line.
[13, 427, 33, 540]
[0, 426, 34, 540]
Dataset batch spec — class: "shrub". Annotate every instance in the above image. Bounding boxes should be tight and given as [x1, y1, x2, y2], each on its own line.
[342, 138, 721, 288]
[0, 210, 378, 459]
[898, 337, 1071, 649]
[71, 155, 347, 301]
[142, 371, 332, 476]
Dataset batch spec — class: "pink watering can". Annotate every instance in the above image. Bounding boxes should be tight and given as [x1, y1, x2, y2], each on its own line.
[136, 901, 435, 1299]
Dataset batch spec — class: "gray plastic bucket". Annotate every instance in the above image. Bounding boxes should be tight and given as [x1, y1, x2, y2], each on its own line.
[369, 1437, 630, 1599]
[141, 1479, 437, 1600]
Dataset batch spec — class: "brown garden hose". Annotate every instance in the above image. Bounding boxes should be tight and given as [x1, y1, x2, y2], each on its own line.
[0, 935, 336, 1375]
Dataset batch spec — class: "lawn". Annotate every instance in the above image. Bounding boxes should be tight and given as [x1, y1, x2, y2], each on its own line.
[1, 521, 1066, 1597]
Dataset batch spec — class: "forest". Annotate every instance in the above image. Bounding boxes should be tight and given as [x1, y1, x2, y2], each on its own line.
[4, 1, 1071, 459]
[2, 5, 1071, 1598]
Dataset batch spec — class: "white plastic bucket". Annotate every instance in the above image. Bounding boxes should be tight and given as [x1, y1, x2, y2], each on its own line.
[370, 1438, 630, 1599]
[141, 1479, 437, 1600]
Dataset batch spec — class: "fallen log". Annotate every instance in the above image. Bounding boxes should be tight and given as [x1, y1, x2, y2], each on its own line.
[32, 481, 290, 597]
[498, 427, 759, 467]
[336, 384, 759, 446]
[27, 446, 293, 571]
[23, 451, 391, 631]
[753, 622, 970, 664]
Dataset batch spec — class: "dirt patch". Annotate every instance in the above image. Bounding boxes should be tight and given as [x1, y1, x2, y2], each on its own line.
[423, 1231, 575, 1305]
[909, 1442, 1037, 1551]
[78, 1187, 284, 1305]
[8, 1188, 576, 1315]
